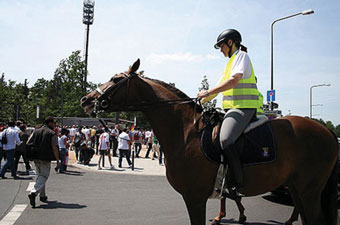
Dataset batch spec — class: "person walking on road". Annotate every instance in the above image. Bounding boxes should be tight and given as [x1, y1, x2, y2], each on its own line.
[144, 129, 153, 158]
[58, 128, 69, 173]
[14, 124, 31, 174]
[27, 117, 60, 208]
[118, 128, 132, 168]
[98, 127, 114, 170]
[151, 133, 160, 160]
[0, 121, 21, 179]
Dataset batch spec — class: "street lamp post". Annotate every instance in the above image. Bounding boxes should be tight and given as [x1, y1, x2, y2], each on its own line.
[270, 9, 314, 110]
[82, 0, 95, 91]
[309, 84, 330, 119]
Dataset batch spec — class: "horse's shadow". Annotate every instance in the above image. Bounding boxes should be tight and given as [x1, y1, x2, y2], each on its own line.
[262, 194, 294, 207]
[36, 200, 87, 209]
[218, 218, 284, 225]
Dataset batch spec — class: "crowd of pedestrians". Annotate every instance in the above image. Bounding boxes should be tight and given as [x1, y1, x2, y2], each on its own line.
[64, 124, 164, 168]
[0, 120, 163, 179]
[0, 118, 163, 208]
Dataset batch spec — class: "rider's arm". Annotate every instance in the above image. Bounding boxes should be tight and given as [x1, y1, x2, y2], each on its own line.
[198, 74, 242, 103]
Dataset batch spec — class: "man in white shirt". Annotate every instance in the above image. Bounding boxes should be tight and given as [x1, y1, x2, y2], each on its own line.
[118, 128, 132, 168]
[69, 125, 76, 151]
[0, 121, 21, 179]
[144, 129, 153, 158]
[98, 128, 114, 170]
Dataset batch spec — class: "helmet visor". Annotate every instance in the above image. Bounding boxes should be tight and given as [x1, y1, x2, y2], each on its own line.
[214, 40, 224, 49]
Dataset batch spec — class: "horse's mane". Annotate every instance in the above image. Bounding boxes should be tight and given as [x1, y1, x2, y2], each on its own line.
[143, 76, 190, 99]
[141, 76, 202, 112]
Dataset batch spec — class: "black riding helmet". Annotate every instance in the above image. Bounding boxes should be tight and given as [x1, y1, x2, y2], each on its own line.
[214, 29, 242, 49]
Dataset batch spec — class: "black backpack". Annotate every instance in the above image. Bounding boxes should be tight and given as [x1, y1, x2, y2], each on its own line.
[1, 130, 8, 145]
[26, 131, 39, 161]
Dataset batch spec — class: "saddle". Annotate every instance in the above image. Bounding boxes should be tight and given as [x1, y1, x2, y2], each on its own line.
[200, 108, 276, 166]
[200, 108, 277, 199]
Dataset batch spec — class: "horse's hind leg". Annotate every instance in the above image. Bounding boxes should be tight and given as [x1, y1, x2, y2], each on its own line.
[284, 207, 299, 225]
[289, 184, 325, 225]
[235, 196, 247, 223]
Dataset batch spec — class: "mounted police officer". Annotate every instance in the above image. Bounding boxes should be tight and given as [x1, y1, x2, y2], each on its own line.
[197, 29, 262, 193]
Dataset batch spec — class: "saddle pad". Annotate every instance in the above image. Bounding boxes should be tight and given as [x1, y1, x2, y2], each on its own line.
[200, 121, 276, 165]
[200, 124, 222, 164]
[239, 121, 276, 165]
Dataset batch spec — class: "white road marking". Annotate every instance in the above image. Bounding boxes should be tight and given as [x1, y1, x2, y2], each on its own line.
[0, 204, 27, 225]
[26, 182, 35, 192]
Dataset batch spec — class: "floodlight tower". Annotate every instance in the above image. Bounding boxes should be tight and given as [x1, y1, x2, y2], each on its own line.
[82, 0, 95, 91]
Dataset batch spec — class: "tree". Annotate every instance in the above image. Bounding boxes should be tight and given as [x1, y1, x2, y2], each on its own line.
[198, 75, 217, 109]
[53, 50, 93, 118]
[335, 124, 340, 138]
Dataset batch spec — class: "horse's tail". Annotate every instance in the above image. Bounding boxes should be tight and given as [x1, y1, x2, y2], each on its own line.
[321, 129, 338, 225]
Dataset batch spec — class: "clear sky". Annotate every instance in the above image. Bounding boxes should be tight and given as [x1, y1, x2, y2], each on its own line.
[1, 0, 340, 124]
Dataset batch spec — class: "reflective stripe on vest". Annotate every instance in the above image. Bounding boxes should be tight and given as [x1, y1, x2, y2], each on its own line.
[221, 51, 260, 109]
[223, 95, 259, 101]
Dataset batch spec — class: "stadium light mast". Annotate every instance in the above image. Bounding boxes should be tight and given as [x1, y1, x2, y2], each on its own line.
[82, 0, 95, 91]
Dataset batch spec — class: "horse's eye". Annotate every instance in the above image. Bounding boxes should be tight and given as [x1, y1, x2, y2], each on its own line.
[110, 76, 124, 83]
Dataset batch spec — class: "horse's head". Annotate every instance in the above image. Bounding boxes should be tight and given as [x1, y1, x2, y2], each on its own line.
[80, 59, 142, 116]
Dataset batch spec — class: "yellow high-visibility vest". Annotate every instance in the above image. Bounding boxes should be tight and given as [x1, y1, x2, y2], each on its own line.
[257, 92, 264, 115]
[221, 51, 260, 109]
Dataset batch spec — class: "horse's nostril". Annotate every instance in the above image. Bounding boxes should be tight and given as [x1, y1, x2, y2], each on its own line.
[80, 96, 88, 104]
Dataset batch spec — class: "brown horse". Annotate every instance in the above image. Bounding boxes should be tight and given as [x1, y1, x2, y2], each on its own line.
[80, 59, 338, 225]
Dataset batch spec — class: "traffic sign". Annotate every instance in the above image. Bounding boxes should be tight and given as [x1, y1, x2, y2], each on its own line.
[267, 90, 275, 102]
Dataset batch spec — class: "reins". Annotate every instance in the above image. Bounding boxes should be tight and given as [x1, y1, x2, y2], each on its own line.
[93, 72, 203, 127]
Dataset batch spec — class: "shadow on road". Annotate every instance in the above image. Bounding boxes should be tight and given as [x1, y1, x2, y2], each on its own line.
[62, 170, 84, 176]
[37, 201, 87, 209]
[262, 194, 294, 207]
[218, 218, 284, 225]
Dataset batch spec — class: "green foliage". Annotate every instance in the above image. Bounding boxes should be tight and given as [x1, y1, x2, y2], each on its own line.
[335, 125, 340, 138]
[0, 51, 97, 125]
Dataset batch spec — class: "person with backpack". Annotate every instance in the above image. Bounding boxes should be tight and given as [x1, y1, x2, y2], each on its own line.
[0, 121, 21, 179]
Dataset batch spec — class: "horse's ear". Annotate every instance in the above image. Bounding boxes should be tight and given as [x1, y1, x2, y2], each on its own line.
[128, 59, 140, 74]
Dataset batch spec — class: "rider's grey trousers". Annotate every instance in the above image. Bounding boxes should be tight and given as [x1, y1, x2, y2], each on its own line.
[219, 108, 256, 150]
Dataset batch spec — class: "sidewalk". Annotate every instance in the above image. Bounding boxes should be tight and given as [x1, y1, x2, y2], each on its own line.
[68, 146, 166, 176]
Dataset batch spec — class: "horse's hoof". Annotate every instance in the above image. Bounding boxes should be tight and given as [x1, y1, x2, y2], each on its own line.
[211, 219, 221, 225]
[239, 215, 247, 224]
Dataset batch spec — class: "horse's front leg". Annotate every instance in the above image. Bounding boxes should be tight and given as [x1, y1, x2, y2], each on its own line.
[183, 195, 207, 225]
[211, 198, 226, 225]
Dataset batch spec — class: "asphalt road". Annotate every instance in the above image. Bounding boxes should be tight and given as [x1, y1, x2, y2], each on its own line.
[0, 163, 304, 225]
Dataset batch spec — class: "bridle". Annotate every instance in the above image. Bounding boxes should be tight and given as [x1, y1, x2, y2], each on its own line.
[93, 72, 202, 118]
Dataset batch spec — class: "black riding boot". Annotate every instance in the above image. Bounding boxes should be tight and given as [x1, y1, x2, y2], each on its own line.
[224, 145, 243, 189]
